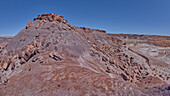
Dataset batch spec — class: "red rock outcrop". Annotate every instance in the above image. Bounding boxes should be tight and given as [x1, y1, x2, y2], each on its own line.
[26, 20, 32, 29]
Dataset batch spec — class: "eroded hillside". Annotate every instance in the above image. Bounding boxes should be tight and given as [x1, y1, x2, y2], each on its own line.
[0, 13, 169, 96]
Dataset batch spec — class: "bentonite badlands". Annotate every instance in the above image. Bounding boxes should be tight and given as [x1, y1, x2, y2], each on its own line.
[0, 13, 169, 96]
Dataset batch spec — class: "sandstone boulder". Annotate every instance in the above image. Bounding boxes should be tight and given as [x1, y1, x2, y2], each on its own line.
[0, 59, 4, 67]
[121, 73, 129, 81]
[26, 21, 32, 29]
[11, 62, 15, 70]
[63, 20, 68, 24]
[20, 58, 26, 64]
[102, 56, 108, 62]
[2, 62, 8, 70]
[109, 58, 116, 64]
[49, 52, 62, 61]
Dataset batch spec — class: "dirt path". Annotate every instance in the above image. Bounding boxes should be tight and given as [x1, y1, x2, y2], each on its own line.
[126, 45, 170, 84]
[126, 46, 153, 76]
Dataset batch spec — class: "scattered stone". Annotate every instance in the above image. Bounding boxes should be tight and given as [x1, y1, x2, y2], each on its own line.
[130, 57, 134, 60]
[121, 73, 129, 81]
[28, 68, 31, 71]
[54, 46, 58, 50]
[49, 52, 63, 61]
[0, 59, 4, 67]
[26, 21, 32, 29]
[1, 76, 8, 83]
[60, 16, 64, 18]
[32, 57, 38, 62]
[106, 70, 111, 73]
[44, 42, 51, 49]
[90, 53, 95, 56]
[33, 13, 66, 24]
[20, 58, 26, 64]
[102, 56, 108, 62]
[106, 67, 111, 73]
[109, 58, 116, 64]
[11, 62, 15, 70]
[58, 85, 61, 87]
[67, 23, 71, 27]
[38, 56, 44, 63]
[119, 65, 125, 71]
[63, 20, 68, 24]
[2, 63, 8, 70]
[63, 26, 66, 30]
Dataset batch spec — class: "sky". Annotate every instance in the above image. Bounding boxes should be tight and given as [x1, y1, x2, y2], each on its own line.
[0, 0, 170, 36]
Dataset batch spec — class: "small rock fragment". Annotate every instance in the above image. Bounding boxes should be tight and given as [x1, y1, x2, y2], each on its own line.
[26, 21, 32, 29]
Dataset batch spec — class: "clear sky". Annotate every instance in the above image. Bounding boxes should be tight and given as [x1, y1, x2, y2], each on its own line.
[0, 0, 170, 36]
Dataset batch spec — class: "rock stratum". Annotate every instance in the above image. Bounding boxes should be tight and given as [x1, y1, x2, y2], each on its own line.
[0, 13, 169, 96]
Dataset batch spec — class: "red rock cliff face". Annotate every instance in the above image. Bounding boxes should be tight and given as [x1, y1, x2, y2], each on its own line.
[0, 13, 169, 96]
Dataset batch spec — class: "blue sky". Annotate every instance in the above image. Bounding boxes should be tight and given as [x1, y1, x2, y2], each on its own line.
[0, 0, 170, 36]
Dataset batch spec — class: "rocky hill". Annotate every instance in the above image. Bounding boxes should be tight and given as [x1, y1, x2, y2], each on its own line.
[0, 13, 169, 96]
